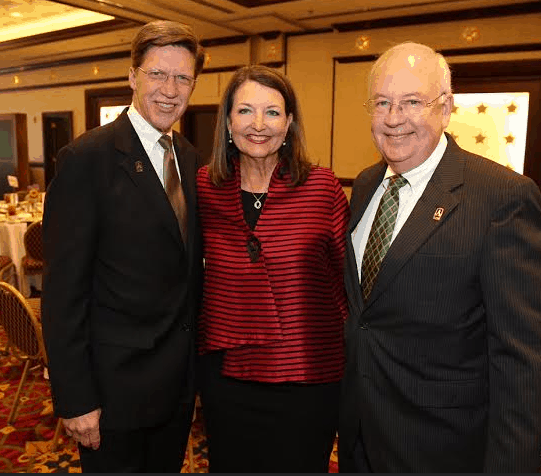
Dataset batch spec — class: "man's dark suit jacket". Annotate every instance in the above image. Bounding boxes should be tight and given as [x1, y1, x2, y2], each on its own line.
[41, 110, 203, 430]
[339, 134, 541, 472]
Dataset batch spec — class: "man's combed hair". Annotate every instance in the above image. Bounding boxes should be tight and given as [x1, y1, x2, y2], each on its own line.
[209, 65, 312, 187]
[131, 20, 205, 77]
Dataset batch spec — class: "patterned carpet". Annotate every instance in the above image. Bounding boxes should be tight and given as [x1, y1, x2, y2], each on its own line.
[0, 326, 338, 473]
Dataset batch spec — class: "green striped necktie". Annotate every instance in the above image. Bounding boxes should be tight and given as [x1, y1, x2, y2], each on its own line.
[361, 175, 408, 302]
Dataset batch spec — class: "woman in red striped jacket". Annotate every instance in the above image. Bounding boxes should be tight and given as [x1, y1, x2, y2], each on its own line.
[196, 65, 350, 473]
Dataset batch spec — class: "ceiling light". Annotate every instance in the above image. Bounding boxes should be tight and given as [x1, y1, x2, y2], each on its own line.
[0, 10, 114, 43]
[9, 12, 23, 18]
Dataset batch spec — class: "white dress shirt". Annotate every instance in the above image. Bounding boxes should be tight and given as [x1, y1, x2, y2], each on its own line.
[351, 133, 448, 284]
[127, 105, 181, 187]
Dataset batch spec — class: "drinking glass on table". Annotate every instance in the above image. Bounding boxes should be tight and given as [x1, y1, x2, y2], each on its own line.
[4, 193, 18, 206]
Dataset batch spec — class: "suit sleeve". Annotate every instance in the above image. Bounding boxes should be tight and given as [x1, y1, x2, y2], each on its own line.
[481, 177, 541, 472]
[329, 177, 350, 320]
[41, 143, 101, 418]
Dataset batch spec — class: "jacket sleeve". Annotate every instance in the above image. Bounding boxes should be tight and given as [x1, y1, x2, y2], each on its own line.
[481, 177, 541, 472]
[41, 143, 101, 419]
[328, 176, 351, 320]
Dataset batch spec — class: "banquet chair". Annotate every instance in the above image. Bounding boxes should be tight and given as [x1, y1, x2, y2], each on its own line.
[0, 256, 17, 287]
[21, 221, 44, 280]
[0, 281, 62, 451]
[0, 257, 17, 354]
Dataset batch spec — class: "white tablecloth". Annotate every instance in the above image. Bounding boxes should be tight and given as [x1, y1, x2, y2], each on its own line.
[0, 221, 42, 297]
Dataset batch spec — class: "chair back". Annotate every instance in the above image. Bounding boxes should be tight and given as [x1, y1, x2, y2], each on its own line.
[0, 282, 45, 362]
[23, 221, 43, 261]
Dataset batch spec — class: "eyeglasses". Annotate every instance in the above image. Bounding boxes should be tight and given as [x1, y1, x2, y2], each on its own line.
[246, 234, 261, 263]
[137, 67, 196, 88]
[364, 92, 448, 116]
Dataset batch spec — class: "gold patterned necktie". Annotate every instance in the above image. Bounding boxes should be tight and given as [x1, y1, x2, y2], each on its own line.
[361, 175, 408, 302]
[158, 134, 187, 244]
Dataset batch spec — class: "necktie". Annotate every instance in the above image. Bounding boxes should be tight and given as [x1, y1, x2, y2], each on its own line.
[158, 134, 187, 244]
[361, 175, 408, 302]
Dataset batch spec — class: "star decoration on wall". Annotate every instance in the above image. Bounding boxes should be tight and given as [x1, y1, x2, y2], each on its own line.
[451, 105, 458, 114]
[507, 103, 517, 113]
[477, 104, 487, 114]
[475, 133, 486, 144]
[504, 134, 515, 144]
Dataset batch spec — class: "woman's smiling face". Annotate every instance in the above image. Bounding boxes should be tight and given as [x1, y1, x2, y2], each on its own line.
[228, 80, 292, 163]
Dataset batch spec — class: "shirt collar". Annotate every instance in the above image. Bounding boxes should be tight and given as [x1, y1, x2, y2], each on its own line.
[127, 105, 172, 151]
[384, 133, 447, 192]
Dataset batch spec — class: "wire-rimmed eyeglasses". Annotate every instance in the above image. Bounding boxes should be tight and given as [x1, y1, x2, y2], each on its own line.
[364, 92, 448, 116]
[137, 67, 196, 88]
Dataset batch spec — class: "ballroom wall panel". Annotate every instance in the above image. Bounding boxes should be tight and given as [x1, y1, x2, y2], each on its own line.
[0, 11, 540, 183]
[287, 13, 541, 180]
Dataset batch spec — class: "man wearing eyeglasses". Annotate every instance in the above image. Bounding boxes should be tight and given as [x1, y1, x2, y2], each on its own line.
[42, 21, 205, 472]
[339, 42, 541, 472]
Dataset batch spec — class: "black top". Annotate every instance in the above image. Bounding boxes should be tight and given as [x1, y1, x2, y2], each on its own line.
[241, 189, 267, 230]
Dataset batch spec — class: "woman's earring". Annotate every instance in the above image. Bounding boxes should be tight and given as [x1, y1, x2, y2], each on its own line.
[282, 140, 286, 146]
[228, 130, 233, 144]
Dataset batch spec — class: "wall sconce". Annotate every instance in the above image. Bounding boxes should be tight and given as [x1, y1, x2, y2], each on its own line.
[92, 65, 100, 76]
[355, 35, 370, 50]
[462, 27, 480, 43]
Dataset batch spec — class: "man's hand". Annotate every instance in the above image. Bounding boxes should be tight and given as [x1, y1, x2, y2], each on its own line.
[62, 408, 102, 450]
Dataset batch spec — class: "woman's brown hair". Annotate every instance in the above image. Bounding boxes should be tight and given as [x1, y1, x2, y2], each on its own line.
[208, 65, 312, 187]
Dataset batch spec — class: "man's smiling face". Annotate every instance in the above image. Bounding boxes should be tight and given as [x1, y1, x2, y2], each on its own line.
[129, 44, 195, 133]
[369, 50, 452, 174]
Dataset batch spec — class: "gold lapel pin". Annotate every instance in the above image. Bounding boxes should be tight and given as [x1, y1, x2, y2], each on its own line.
[433, 207, 444, 221]
[135, 161, 144, 173]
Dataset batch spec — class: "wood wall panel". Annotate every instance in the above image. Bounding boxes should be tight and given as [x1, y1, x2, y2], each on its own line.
[332, 61, 379, 179]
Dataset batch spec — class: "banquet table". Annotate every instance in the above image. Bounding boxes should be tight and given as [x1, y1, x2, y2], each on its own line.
[0, 203, 43, 297]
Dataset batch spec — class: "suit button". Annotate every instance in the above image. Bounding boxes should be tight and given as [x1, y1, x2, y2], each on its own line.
[359, 322, 369, 329]
[182, 323, 192, 331]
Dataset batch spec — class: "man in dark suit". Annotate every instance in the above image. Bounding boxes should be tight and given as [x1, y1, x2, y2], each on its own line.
[339, 42, 541, 472]
[41, 20, 205, 472]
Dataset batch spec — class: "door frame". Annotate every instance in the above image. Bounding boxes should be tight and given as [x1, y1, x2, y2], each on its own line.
[42, 111, 74, 186]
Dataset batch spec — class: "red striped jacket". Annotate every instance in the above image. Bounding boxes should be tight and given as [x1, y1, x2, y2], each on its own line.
[196, 159, 350, 383]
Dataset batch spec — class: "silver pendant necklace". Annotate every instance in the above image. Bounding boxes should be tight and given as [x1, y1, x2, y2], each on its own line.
[252, 192, 265, 209]
[242, 161, 274, 210]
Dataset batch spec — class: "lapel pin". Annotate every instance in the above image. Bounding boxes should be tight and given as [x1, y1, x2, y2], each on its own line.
[135, 161, 144, 173]
[433, 207, 445, 221]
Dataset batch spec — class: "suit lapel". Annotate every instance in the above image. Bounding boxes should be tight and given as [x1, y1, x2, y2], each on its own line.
[366, 134, 465, 307]
[173, 131, 197, 265]
[346, 162, 387, 314]
[114, 111, 183, 246]
[349, 162, 387, 234]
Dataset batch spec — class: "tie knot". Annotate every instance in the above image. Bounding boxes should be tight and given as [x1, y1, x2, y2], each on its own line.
[387, 175, 408, 193]
[159, 134, 173, 152]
